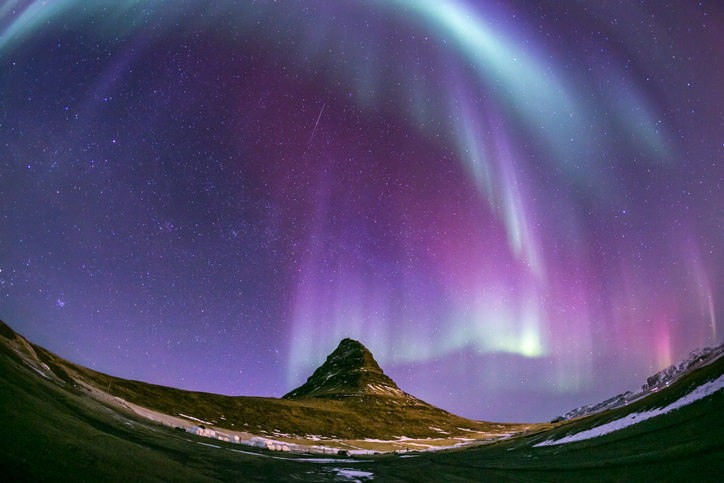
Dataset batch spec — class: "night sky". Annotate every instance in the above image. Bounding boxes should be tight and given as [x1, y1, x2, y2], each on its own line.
[1, 1, 723, 423]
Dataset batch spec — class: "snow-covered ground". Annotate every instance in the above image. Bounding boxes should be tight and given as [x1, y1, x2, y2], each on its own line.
[535, 373, 724, 447]
[333, 468, 374, 481]
[178, 413, 213, 425]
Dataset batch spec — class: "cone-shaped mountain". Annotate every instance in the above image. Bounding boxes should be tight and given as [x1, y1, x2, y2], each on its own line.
[283, 338, 408, 400]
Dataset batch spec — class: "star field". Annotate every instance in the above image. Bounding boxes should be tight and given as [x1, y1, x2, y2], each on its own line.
[1, 1, 723, 422]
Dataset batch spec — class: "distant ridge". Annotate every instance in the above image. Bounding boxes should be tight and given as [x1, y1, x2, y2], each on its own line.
[283, 338, 408, 400]
[554, 339, 724, 422]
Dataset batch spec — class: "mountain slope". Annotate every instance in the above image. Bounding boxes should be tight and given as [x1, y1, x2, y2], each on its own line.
[0, 320, 516, 440]
[554, 340, 724, 421]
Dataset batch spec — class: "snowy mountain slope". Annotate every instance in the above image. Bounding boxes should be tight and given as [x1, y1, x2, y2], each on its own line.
[554, 340, 724, 421]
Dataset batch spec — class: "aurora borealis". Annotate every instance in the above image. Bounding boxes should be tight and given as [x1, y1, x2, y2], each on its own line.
[1, 0, 723, 422]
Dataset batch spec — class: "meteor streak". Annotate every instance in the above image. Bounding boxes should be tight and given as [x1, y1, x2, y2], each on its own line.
[308, 102, 325, 146]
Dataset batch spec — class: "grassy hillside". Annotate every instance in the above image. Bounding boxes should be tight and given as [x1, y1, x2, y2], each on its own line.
[0, 332, 336, 482]
[0, 320, 519, 440]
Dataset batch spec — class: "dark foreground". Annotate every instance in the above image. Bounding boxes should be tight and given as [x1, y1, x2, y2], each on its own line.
[2, 339, 724, 482]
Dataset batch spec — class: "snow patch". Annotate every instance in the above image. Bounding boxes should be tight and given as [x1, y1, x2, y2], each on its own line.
[295, 458, 360, 463]
[28, 364, 51, 379]
[189, 426, 216, 438]
[196, 442, 221, 448]
[178, 414, 213, 425]
[333, 468, 374, 481]
[535, 373, 724, 447]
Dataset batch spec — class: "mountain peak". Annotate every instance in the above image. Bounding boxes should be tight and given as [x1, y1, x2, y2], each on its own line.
[283, 338, 406, 400]
[324, 338, 384, 373]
